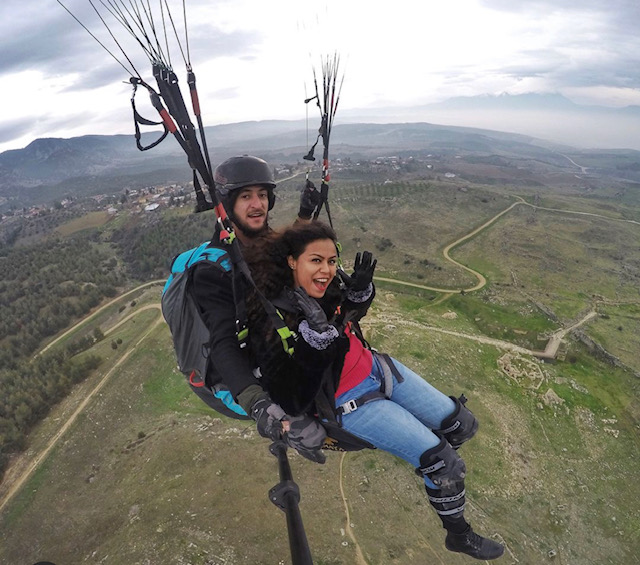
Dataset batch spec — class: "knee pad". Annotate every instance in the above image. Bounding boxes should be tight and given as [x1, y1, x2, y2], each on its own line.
[425, 484, 466, 519]
[415, 437, 466, 490]
[438, 394, 478, 449]
[417, 438, 467, 518]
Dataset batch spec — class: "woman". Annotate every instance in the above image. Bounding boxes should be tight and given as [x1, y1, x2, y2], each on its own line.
[244, 222, 504, 561]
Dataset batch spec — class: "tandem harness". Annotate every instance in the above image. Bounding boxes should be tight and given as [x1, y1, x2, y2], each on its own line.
[335, 351, 404, 418]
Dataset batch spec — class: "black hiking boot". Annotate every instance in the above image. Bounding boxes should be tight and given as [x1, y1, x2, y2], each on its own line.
[445, 526, 504, 560]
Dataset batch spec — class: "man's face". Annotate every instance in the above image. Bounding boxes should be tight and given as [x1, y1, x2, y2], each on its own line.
[232, 185, 270, 237]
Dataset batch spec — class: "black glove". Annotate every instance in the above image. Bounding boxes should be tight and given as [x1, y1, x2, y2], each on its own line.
[284, 415, 327, 464]
[294, 287, 331, 332]
[251, 396, 287, 441]
[349, 251, 377, 291]
[298, 180, 321, 219]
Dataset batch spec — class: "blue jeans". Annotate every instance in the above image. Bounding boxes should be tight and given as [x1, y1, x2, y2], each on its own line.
[336, 356, 456, 489]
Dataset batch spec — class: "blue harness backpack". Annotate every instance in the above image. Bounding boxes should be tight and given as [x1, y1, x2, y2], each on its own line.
[161, 242, 249, 420]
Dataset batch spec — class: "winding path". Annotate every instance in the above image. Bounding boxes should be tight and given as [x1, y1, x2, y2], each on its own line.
[519, 200, 640, 226]
[3, 284, 164, 511]
[4, 193, 637, 539]
[377, 308, 598, 360]
[37, 280, 165, 356]
[338, 452, 369, 565]
[374, 198, 524, 293]
[0, 306, 164, 513]
[375, 195, 640, 294]
[560, 153, 589, 174]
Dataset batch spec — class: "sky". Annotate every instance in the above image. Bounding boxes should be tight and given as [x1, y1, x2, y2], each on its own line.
[1, 0, 639, 154]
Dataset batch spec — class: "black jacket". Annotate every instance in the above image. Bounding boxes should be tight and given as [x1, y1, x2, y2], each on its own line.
[248, 281, 375, 420]
[251, 286, 347, 417]
[189, 242, 260, 400]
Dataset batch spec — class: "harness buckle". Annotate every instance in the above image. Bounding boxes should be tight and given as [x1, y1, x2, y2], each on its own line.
[340, 399, 359, 415]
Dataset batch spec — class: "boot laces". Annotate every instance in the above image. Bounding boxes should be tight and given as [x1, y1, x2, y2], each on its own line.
[465, 529, 484, 550]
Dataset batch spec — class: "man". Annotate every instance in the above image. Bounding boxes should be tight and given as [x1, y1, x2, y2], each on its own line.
[188, 155, 326, 462]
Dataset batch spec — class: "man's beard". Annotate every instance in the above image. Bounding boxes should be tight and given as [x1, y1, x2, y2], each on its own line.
[233, 214, 269, 238]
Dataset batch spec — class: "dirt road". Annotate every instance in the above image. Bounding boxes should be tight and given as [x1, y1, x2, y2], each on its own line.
[37, 280, 165, 356]
[377, 195, 640, 296]
[4, 195, 633, 517]
[378, 308, 598, 359]
[0, 307, 164, 513]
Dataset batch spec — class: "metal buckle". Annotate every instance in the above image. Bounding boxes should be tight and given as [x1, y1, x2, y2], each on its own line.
[340, 399, 359, 415]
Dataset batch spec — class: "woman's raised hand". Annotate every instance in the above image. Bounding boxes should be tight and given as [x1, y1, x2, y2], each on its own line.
[349, 251, 377, 291]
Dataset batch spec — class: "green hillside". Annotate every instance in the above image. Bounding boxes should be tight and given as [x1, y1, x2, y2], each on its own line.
[1, 154, 639, 564]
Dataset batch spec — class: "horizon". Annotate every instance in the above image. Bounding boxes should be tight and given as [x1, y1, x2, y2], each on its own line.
[3, 92, 640, 155]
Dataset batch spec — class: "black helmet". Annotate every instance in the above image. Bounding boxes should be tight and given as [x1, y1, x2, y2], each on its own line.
[214, 155, 276, 210]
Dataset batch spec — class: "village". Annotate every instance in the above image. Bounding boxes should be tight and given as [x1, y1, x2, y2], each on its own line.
[0, 153, 456, 227]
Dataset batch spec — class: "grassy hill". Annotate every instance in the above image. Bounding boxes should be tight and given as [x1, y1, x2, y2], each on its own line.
[1, 152, 639, 564]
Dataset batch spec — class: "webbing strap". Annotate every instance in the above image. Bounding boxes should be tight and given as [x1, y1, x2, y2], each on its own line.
[433, 505, 466, 517]
[225, 235, 297, 357]
[335, 353, 404, 416]
[376, 352, 404, 389]
[336, 390, 386, 416]
[418, 460, 446, 475]
[193, 171, 214, 212]
[428, 489, 466, 504]
[130, 80, 170, 151]
[375, 352, 394, 399]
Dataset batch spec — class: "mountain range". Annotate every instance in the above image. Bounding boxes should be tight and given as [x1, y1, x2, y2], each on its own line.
[340, 93, 640, 151]
[1, 93, 640, 210]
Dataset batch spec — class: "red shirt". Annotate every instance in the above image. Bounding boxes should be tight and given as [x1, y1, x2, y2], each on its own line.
[335, 323, 373, 398]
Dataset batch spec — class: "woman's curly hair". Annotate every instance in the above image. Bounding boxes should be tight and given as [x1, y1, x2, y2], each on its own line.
[243, 221, 339, 300]
[242, 222, 342, 354]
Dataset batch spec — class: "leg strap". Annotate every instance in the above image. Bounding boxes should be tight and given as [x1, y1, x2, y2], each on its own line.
[373, 352, 404, 398]
[335, 353, 403, 416]
[336, 390, 386, 416]
[426, 485, 466, 517]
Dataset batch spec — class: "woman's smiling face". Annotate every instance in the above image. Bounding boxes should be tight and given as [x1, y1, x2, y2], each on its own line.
[288, 238, 338, 298]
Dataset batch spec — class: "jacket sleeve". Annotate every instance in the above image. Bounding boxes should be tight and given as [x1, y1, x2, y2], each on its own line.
[262, 324, 343, 416]
[189, 261, 262, 401]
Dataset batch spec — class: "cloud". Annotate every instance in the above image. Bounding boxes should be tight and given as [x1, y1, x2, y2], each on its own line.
[0, 118, 36, 145]
[0, 0, 262, 88]
[499, 49, 569, 79]
[2, 0, 640, 153]
[0, 108, 100, 152]
[479, 0, 632, 16]
[1, 1, 123, 70]
[472, 0, 640, 98]
[210, 86, 241, 101]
